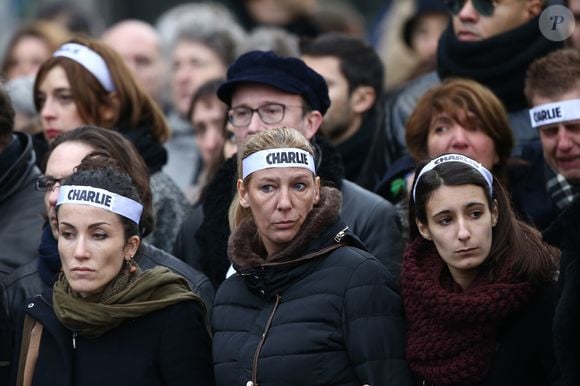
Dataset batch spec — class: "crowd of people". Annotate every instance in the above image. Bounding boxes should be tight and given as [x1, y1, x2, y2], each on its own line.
[0, 0, 579, 385]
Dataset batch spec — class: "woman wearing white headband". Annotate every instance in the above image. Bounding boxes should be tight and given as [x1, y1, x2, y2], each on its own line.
[211, 127, 413, 386]
[16, 158, 214, 386]
[32, 36, 189, 254]
[402, 153, 560, 386]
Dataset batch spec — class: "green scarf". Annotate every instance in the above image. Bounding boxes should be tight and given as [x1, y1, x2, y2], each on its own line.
[53, 265, 203, 338]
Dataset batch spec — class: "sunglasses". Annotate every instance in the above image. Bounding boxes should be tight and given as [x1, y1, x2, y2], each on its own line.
[444, 0, 496, 17]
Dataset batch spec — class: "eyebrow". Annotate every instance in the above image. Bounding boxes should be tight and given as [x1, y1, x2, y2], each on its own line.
[59, 221, 112, 228]
[431, 202, 485, 218]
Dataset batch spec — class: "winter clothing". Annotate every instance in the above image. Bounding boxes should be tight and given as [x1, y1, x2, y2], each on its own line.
[212, 187, 413, 386]
[378, 15, 563, 171]
[173, 135, 404, 289]
[543, 196, 580, 386]
[402, 237, 560, 386]
[17, 269, 213, 386]
[0, 133, 45, 278]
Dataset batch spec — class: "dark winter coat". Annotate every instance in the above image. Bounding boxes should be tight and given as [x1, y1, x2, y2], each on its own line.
[21, 289, 214, 386]
[173, 135, 404, 289]
[543, 196, 580, 386]
[212, 187, 413, 386]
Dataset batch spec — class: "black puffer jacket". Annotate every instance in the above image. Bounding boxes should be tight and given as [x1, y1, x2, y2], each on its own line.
[212, 187, 413, 386]
[174, 135, 404, 289]
[543, 196, 580, 386]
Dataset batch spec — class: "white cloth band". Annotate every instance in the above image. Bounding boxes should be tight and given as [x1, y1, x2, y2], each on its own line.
[53, 43, 116, 92]
[57, 185, 143, 224]
[242, 148, 316, 179]
[412, 153, 494, 201]
[529, 99, 580, 128]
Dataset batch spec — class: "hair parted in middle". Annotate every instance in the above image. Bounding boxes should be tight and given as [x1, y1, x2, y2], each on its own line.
[228, 126, 316, 230]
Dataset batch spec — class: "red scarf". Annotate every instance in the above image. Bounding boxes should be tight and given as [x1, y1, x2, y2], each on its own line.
[401, 237, 534, 385]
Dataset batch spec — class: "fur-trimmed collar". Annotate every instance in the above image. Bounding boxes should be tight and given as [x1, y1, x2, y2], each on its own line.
[228, 186, 342, 269]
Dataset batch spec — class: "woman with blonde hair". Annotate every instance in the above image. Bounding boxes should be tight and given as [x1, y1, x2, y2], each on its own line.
[212, 126, 413, 386]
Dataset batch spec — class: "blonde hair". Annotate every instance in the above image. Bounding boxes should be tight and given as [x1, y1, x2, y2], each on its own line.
[228, 127, 315, 230]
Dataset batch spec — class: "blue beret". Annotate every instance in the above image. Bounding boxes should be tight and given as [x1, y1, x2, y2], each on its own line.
[217, 50, 330, 116]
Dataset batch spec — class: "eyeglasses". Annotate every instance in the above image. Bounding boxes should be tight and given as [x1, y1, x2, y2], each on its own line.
[227, 103, 304, 128]
[444, 0, 496, 17]
[35, 176, 66, 191]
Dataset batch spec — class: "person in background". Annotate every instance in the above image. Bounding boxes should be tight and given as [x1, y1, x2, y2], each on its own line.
[1, 126, 214, 384]
[403, 153, 560, 385]
[101, 19, 167, 108]
[212, 127, 413, 386]
[15, 159, 214, 386]
[186, 78, 228, 204]
[524, 48, 580, 222]
[566, 0, 580, 50]
[156, 2, 245, 192]
[33, 37, 189, 253]
[173, 50, 404, 288]
[301, 32, 386, 189]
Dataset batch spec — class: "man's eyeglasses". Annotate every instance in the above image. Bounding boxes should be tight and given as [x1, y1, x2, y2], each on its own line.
[35, 176, 66, 191]
[227, 103, 304, 128]
[444, 0, 496, 17]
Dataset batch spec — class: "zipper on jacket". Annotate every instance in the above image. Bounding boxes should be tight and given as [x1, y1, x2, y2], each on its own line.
[251, 294, 281, 386]
[334, 226, 349, 243]
[72, 332, 77, 349]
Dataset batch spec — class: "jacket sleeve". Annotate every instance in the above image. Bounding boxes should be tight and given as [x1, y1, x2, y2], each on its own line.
[159, 300, 215, 386]
[342, 255, 414, 386]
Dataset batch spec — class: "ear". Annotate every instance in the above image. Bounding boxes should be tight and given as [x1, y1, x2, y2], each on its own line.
[125, 235, 140, 259]
[237, 178, 250, 208]
[350, 85, 376, 114]
[491, 199, 499, 227]
[100, 92, 120, 126]
[300, 110, 323, 140]
[416, 219, 432, 240]
[526, 0, 543, 18]
[313, 176, 320, 205]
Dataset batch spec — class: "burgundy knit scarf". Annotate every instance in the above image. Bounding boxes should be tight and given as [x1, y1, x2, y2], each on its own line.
[401, 237, 534, 385]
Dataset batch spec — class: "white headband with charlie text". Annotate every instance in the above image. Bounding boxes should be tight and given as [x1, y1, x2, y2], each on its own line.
[412, 154, 494, 201]
[53, 43, 116, 92]
[242, 148, 316, 179]
[529, 99, 580, 128]
[57, 185, 143, 224]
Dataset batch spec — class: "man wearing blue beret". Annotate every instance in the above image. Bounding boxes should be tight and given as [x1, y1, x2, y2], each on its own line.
[173, 50, 405, 289]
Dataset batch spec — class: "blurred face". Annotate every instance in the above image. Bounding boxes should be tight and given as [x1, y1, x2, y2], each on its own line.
[171, 40, 226, 116]
[238, 167, 320, 256]
[5, 36, 51, 80]
[37, 66, 86, 141]
[223, 125, 237, 159]
[302, 55, 355, 143]
[245, 0, 314, 25]
[417, 184, 498, 289]
[191, 96, 227, 167]
[427, 110, 498, 169]
[451, 0, 538, 42]
[230, 83, 321, 147]
[44, 142, 94, 238]
[58, 204, 139, 297]
[103, 25, 165, 101]
[569, 0, 580, 49]
[411, 13, 449, 61]
[533, 90, 580, 183]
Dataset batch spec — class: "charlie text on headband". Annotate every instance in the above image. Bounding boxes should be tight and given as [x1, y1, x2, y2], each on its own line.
[412, 153, 494, 201]
[529, 99, 580, 129]
[57, 185, 143, 224]
[242, 148, 316, 179]
[53, 43, 116, 92]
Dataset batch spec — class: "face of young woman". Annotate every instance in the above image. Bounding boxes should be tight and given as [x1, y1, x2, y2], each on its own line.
[58, 204, 139, 297]
[238, 167, 320, 256]
[37, 65, 86, 141]
[417, 184, 498, 289]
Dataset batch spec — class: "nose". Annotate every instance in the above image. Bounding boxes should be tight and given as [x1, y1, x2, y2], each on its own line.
[47, 184, 61, 209]
[207, 127, 224, 152]
[556, 125, 574, 152]
[457, 218, 471, 242]
[73, 235, 90, 260]
[40, 98, 56, 121]
[276, 187, 292, 212]
[245, 110, 264, 136]
[449, 127, 469, 150]
[457, 0, 478, 21]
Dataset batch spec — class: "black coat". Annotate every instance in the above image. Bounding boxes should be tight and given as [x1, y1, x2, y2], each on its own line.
[543, 196, 580, 386]
[212, 209, 413, 386]
[22, 289, 214, 386]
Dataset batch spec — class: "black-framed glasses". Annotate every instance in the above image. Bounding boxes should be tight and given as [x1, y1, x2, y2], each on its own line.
[227, 103, 304, 128]
[444, 0, 496, 17]
[35, 176, 66, 191]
